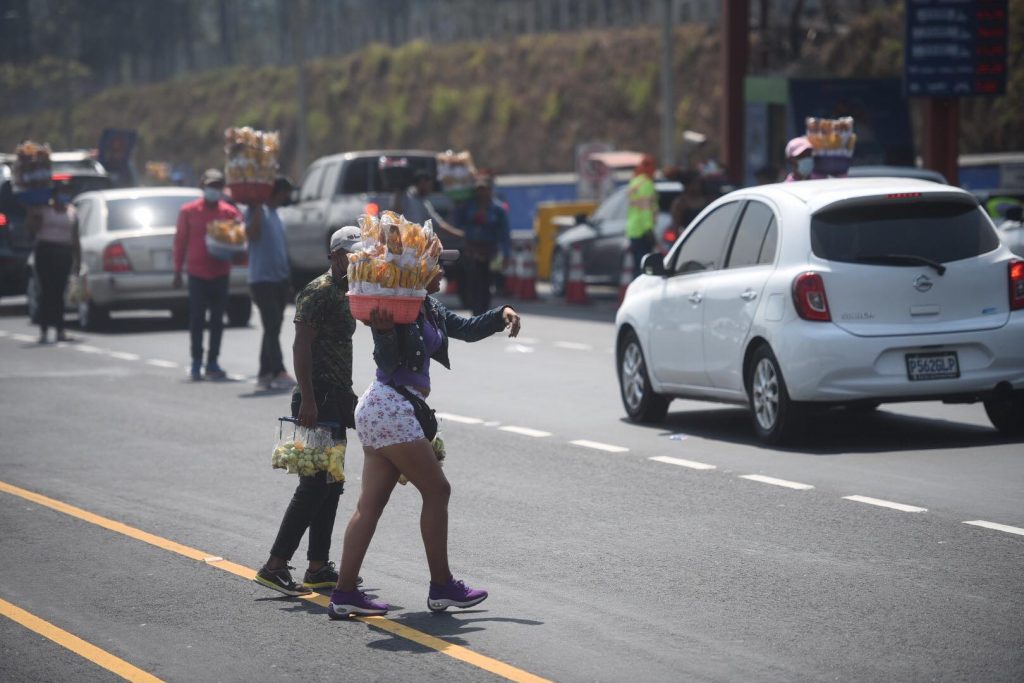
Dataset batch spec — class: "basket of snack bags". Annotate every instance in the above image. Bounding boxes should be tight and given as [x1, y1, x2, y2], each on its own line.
[206, 218, 247, 261]
[805, 117, 857, 177]
[346, 211, 445, 324]
[224, 127, 279, 204]
[13, 141, 53, 206]
[436, 150, 477, 202]
[271, 417, 345, 483]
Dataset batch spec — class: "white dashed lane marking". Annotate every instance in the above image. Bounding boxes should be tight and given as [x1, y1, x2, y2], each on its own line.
[11, 333, 36, 342]
[570, 440, 629, 453]
[75, 345, 105, 354]
[499, 426, 552, 438]
[740, 474, 814, 490]
[146, 359, 179, 369]
[843, 495, 927, 513]
[963, 520, 1024, 537]
[553, 341, 593, 351]
[0, 330, 8, 337]
[436, 412, 484, 425]
[107, 351, 140, 361]
[650, 456, 716, 470]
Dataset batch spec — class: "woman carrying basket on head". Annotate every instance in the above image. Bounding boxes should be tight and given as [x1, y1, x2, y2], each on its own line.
[327, 257, 521, 618]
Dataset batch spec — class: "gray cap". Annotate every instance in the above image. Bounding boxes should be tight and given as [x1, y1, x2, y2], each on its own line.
[201, 168, 225, 186]
[329, 226, 362, 254]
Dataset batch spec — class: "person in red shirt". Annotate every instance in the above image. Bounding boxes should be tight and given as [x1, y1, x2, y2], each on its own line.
[173, 169, 241, 380]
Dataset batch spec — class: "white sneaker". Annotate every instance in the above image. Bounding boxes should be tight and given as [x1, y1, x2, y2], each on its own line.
[272, 372, 297, 390]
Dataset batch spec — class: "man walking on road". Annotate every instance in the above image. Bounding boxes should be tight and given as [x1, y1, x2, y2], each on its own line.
[245, 176, 296, 390]
[456, 174, 510, 315]
[173, 169, 241, 380]
[626, 154, 657, 276]
[254, 226, 361, 596]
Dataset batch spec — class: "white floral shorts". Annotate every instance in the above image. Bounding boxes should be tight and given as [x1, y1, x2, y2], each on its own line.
[355, 381, 427, 449]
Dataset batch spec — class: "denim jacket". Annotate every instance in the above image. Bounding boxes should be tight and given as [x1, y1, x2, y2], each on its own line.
[371, 296, 508, 376]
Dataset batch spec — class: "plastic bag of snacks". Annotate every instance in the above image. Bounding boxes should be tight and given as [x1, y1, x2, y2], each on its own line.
[271, 417, 345, 483]
[224, 127, 279, 204]
[398, 434, 446, 486]
[346, 211, 445, 323]
[13, 141, 53, 205]
[805, 117, 857, 177]
[205, 218, 248, 260]
[436, 150, 477, 202]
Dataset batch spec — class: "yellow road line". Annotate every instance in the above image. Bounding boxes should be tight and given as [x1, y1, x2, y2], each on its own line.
[0, 480, 551, 683]
[0, 597, 163, 683]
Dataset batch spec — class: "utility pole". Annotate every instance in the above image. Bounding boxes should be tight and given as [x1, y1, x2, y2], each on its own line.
[659, 0, 675, 167]
[721, 0, 749, 184]
[293, 0, 308, 176]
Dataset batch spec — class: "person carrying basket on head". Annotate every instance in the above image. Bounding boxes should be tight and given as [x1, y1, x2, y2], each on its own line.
[253, 226, 362, 596]
[326, 258, 522, 618]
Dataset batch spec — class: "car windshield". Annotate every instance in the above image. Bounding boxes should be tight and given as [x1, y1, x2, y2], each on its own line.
[811, 200, 1000, 264]
[105, 195, 195, 231]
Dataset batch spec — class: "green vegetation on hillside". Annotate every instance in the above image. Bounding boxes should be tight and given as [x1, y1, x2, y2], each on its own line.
[1, 4, 1020, 177]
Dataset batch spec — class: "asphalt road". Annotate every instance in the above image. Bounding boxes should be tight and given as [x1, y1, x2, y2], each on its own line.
[0, 290, 1021, 683]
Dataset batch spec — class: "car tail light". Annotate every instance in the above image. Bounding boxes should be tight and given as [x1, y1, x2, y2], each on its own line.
[1010, 260, 1024, 311]
[662, 229, 678, 243]
[364, 202, 379, 216]
[0, 213, 7, 228]
[103, 242, 132, 272]
[51, 173, 72, 182]
[792, 272, 831, 321]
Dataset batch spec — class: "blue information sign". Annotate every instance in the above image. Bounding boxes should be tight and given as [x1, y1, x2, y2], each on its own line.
[904, 0, 1008, 97]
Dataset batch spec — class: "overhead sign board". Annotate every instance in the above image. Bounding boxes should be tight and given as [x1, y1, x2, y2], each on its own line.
[904, 0, 1008, 97]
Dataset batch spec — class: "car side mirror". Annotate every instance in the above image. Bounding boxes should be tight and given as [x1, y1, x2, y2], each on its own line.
[641, 252, 665, 276]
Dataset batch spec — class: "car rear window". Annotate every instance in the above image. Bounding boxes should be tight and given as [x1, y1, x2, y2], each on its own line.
[811, 200, 1000, 264]
[340, 155, 438, 194]
[105, 196, 195, 231]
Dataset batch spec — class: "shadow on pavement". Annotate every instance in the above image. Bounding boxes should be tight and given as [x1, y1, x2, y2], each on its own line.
[627, 404, 1015, 454]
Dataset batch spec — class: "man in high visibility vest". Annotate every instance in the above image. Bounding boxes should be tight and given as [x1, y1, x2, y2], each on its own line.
[626, 154, 658, 276]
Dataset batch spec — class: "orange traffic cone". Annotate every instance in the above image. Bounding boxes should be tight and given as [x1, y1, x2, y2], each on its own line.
[518, 246, 538, 301]
[617, 249, 634, 305]
[565, 245, 589, 305]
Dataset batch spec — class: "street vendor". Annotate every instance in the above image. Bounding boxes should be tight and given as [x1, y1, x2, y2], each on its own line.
[784, 136, 815, 182]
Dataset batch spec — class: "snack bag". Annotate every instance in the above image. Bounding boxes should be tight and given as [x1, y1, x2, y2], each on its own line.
[271, 418, 345, 483]
[224, 127, 279, 203]
[205, 218, 248, 260]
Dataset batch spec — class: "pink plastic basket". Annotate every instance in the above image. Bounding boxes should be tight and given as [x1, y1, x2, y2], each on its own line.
[347, 293, 424, 324]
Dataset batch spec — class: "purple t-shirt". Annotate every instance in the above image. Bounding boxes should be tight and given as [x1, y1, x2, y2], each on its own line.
[376, 315, 442, 390]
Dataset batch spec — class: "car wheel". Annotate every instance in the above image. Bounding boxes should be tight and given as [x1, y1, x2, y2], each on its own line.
[618, 328, 669, 422]
[747, 345, 804, 446]
[77, 300, 110, 331]
[26, 271, 40, 324]
[226, 297, 252, 327]
[550, 248, 569, 297]
[983, 392, 1024, 436]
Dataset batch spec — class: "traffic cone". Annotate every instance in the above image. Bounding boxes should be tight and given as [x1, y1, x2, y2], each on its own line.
[518, 245, 538, 301]
[565, 245, 589, 305]
[617, 249, 634, 305]
[503, 249, 520, 298]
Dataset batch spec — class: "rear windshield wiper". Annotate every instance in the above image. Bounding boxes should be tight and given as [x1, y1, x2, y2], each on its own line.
[850, 254, 946, 275]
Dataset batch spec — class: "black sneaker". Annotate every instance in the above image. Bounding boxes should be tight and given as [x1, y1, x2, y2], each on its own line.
[303, 561, 362, 589]
[254, 565, 312, 597]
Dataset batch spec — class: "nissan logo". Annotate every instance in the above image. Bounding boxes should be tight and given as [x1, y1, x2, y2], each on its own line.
[914, 275, 933, 292]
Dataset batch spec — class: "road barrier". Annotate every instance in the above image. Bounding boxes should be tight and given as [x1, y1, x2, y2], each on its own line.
[516, 245, 538, 300]
[565, 245, 589, 305]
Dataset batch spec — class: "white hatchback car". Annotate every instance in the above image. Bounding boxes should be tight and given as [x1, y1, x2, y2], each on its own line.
[615, 178, 1024, 445]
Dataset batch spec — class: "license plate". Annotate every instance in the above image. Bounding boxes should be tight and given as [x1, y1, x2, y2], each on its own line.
[152, 250, 172, 270]
[905, 351, 960, 381]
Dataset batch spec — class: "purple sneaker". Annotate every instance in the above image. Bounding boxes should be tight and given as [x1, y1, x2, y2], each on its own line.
[427, 578, 488, 612]
[327, 589, 388, 619]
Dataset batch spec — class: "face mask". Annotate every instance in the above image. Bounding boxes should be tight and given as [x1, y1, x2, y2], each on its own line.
[203, 187, 221, 203]
[796, 157, 814, 176]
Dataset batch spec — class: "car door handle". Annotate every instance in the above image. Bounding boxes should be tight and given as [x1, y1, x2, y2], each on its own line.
[740, 289, 758, 301]
[688, 292, 703, 304]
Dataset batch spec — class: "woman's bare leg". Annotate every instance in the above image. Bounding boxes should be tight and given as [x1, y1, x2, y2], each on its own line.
[376, 438, 452, 584]
[336, 447, 400, 591]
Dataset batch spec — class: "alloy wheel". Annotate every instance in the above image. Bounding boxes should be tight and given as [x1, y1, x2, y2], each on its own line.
[621, 341, 646, 412]
[752, 357, 780, 431]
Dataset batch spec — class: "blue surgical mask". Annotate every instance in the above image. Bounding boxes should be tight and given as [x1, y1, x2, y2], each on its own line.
[796, 157, 814, 176]
[203, 187, 221, 203]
